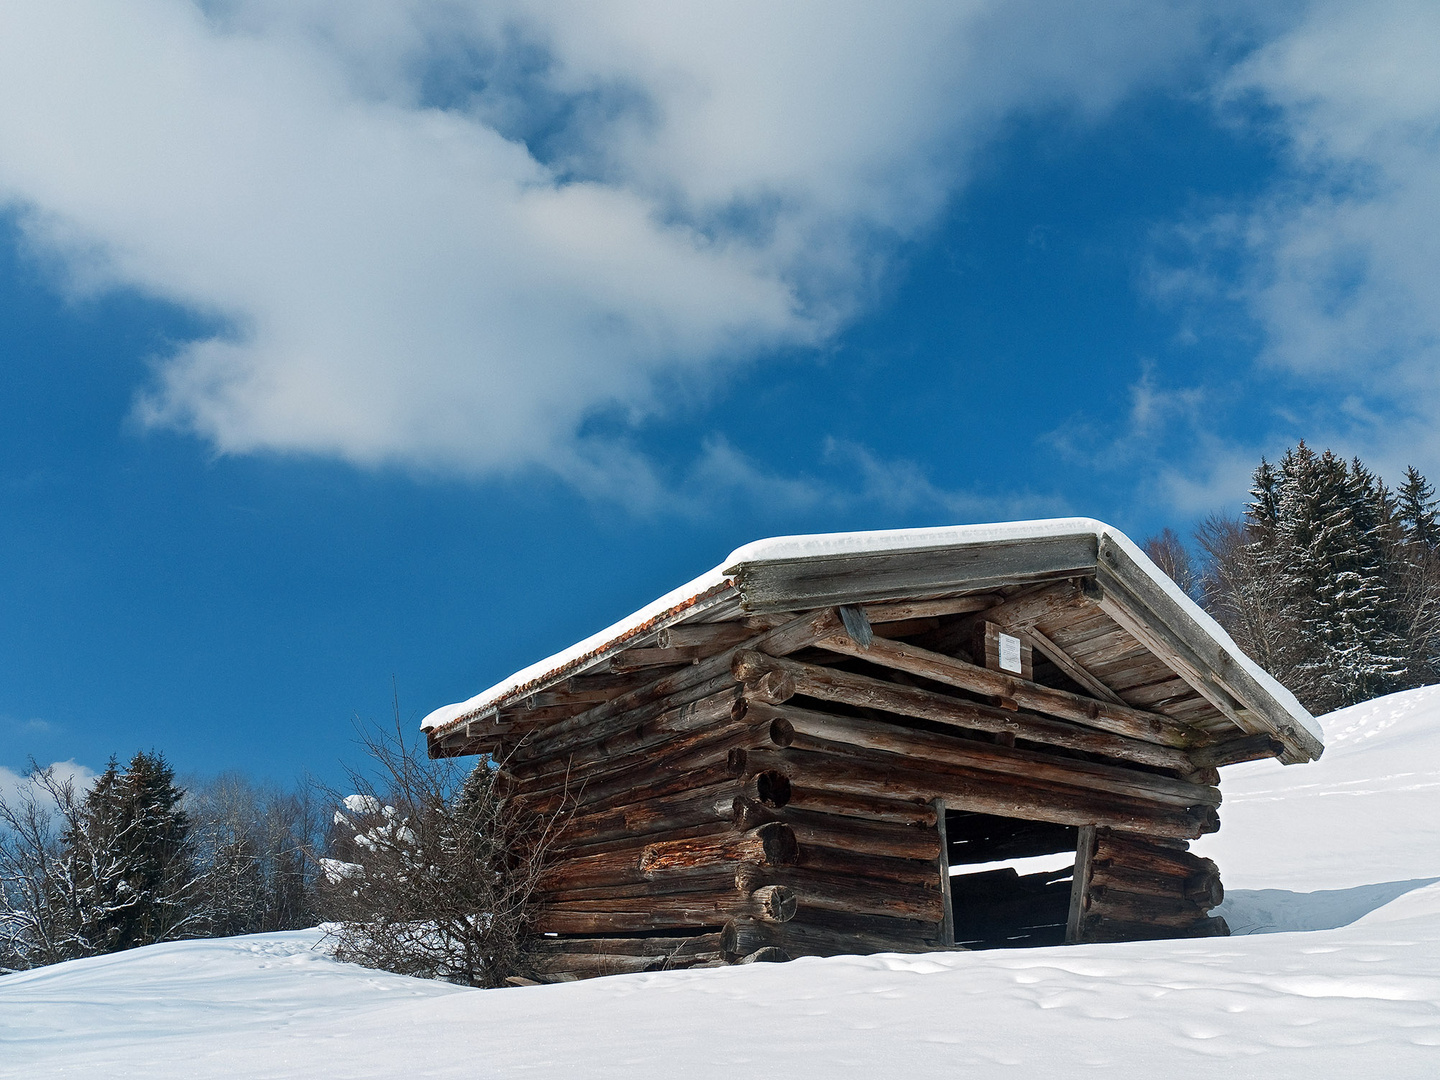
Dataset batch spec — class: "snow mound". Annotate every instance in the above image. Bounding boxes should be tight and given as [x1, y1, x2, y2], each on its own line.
[5, 687, 1440, 1079]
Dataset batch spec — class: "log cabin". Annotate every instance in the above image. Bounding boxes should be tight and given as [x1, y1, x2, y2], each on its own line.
[422, 519, 1323, 981]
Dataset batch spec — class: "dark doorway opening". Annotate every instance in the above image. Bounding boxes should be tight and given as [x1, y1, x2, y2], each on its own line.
[945, 810, 1078, 949]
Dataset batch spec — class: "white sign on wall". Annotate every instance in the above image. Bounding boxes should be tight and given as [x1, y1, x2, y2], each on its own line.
[998, 632, 1023, 674]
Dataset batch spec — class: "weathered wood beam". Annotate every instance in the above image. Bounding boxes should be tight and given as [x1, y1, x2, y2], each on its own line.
[1021, 626, 1126, 706]
[1065, 824, 1096, 944]
[725, 533, 1100, 613]
[933, 798, 955, 948]
[756, 704, 1219, 809]
[1094, 536, 1323, 762]
[533, 886, 799, 935]
[862, 594, 1003, 623]
[734, 652, 1196, 767]
[608, 647, 704, 672]
[738, 746, 1218, 839]
[502, 607, 834, 763]
[1188, 732, 1286, 769]
[804, 627, 1195, 748]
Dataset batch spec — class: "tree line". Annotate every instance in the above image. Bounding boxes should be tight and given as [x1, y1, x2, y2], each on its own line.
[1146, 442, 1440, 715]
[1, 721, 552, 987]
[0, 751, 326, 973]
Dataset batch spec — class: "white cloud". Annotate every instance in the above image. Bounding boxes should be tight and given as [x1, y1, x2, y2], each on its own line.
[0, 1, 1220, 483]
[0, 760, 98, 815]
[1203, 0, 1440, 478]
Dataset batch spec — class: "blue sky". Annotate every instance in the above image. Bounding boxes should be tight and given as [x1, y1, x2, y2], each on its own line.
[3, 2, 1439, 787]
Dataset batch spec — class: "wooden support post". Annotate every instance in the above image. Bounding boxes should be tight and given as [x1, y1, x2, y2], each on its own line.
[933, 798, 955, 948]
[1066, 824, 1097, 944]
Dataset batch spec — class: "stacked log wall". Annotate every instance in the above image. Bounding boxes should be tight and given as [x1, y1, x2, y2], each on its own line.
[498, 597, 1233, 979]
[1072, 828, 1228, 942]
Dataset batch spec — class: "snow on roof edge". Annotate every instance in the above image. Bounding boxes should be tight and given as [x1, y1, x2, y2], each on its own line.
[422, 518, 1321, 749]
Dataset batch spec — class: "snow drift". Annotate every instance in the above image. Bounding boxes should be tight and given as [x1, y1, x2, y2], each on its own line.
[3, 687, 1439, 1078]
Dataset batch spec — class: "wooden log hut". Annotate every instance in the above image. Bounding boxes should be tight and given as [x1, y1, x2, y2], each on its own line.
[422, 519, 1323, 980]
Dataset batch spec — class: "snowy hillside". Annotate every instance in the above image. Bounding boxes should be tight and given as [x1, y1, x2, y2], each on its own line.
[4, 689, 1440, 1078]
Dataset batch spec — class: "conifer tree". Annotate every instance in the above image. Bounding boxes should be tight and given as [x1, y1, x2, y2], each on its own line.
[1398, 466, 1440, 549]
[64, 751, 198, 953]
[1199, 446, 1438, 712]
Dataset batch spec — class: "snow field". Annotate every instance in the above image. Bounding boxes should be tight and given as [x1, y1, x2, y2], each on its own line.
[4, 687, 1440, 1078]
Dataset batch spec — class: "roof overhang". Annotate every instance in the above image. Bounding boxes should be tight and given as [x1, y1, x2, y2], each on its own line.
[422, 518, 1323, 765]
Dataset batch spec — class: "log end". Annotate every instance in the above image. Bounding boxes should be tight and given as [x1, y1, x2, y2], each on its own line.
[736, 946, 792, 964]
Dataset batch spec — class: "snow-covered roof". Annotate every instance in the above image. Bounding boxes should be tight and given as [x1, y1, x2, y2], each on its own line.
[422, 518, 1323, 762]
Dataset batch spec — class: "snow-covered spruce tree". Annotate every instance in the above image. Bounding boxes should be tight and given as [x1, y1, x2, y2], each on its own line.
[1197, 446, 1440, 712]
[1274, 446, 1407, 711]
[1398, 466, 1440, 549]
[319, 716, 564, 988]
[1393, 466, 1440, 680]
[64, 752, 200, 954]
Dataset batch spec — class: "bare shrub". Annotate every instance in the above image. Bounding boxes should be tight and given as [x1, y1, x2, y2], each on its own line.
[318, 713, 564, 988]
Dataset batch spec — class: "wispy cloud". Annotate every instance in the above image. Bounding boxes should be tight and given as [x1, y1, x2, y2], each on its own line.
[1151, 0, 1440, 485]
[0, 759, 98, 814]
[0, 1, 1228, 489]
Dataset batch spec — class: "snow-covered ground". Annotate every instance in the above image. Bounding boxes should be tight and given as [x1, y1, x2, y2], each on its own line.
[5, 689, 1440, 1078]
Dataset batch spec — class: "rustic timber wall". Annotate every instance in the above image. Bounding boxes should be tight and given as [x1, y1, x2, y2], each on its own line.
[492, 589, 1237, 982]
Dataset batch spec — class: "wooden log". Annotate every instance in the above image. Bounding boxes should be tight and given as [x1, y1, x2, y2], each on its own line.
[726, 533, 1099, 613]
[656, 621, 763, 650]
[1022, 626, 1127, 706]
[1093, 833, 1217, 880]
[534, 885, 799, 935]
[1065, 824, 1097, 944]
[735, 653, 1195, 767]
[735, 864, 945, 922]
[510, 710, 756, 794]
[799, 629, 1196, 749]
[508, 608, 837, 764]
[515, 686, 743, 776]
[933, 798, 955, 947]
[506, 674, 741, 764]
[545, 820, 794, 893]
[863, 595, 1002, 622]
[1084, 890, 1212, 929]
[608, 647, 706, 672]
[744, 669, 798, 705]
[757, 702, 1219, 809]
[724, 919, 936, 959]
[727, 800, 942, 862]
[640, 823, 799, 874]
[526, 953, 676, 978]
[546, 783, 741, 854]
[514, 735, 754, 817]
[1081, 913, 1229, 943]
[515, 757, 743, 819]
[1189, 732, 1286, 769]
[736, 946, 791, 964]
[1089, 864, 1223, 907]
[777, 783, 936, 826]
[537, 866, 740, 902]
[763, 906, 942, 944]
[1094, 538, 1323, 763]
[740, 747, 1219, 838]
[525, 932, 726, 958]
[793, 844, 942, 888]
[540, 826, 736, 891]
[970, 579, 1090, 632]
